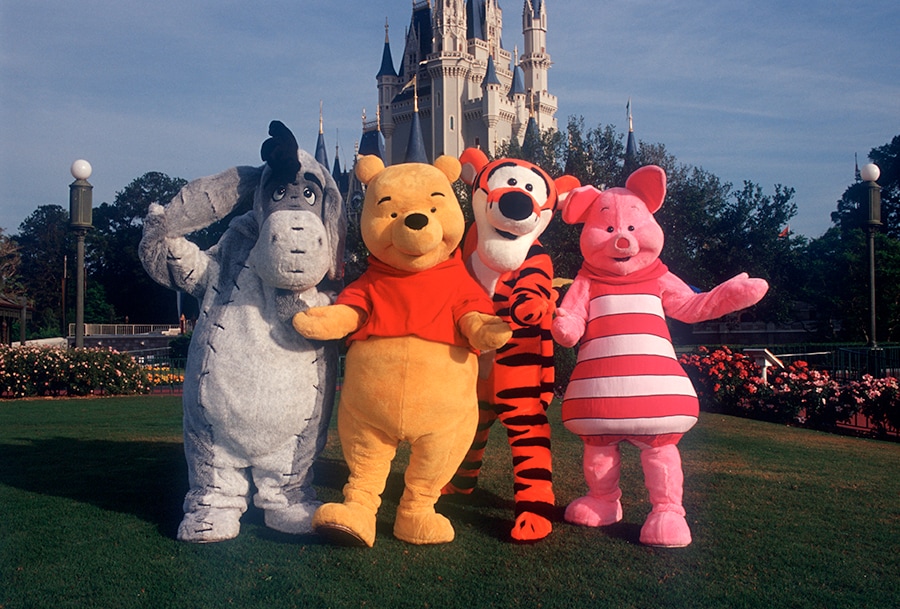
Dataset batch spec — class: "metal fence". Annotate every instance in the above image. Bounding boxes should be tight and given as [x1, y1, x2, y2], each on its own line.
[762, 344, 900, 381]
[67, 323, 183, 336]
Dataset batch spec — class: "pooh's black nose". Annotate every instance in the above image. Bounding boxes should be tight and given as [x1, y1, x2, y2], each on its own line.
[405, 213, 429, 230]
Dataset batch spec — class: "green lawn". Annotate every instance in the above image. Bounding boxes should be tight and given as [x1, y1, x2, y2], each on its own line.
[1, 395, 898, 609]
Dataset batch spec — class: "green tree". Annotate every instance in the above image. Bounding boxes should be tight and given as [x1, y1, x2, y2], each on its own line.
[14, 205, 71, 336]
[88, 172, 188, 324]
[0, 228, 21, 296]
[812, 134, 900, 342]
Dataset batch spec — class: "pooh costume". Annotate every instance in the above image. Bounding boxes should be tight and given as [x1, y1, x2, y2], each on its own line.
[292, 155, 512, 547]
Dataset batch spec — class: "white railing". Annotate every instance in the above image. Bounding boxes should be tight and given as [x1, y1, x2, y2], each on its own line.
[67, 323, 191, 337]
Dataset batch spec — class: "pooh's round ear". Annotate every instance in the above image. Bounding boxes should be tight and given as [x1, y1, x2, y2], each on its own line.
[356, 155, 386, 185]
[625, 165, 667, 214]
[459, 148, 489, 186]
[433, 155, 462, 183]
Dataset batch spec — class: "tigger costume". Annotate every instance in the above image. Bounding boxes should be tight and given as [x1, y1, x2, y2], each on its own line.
[443, 149, 579, 542]
[552, 166, 768, 547]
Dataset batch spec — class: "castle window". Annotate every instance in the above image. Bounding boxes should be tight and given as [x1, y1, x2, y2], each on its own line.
[450, 116, 455, 130]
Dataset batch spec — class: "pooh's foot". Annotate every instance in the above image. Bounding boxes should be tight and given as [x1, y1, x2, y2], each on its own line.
[177, 507, 242, 543]
[510, 512, 553, 543]
[264, 500, 321, 535]
[312, 502, 376, 548]
[639, 510, 692, 548]
[564, 496, 623, 528]
[393, 509, 455, 545]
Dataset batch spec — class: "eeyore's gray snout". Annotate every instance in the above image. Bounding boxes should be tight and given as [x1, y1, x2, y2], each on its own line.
[249, 210, 331, 290]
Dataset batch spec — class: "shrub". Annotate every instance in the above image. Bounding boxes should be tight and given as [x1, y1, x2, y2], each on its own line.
[852, 375, 900, 438]
[678, 346, 764, 415]
[0, 345, 150, 398]
[679, 346, 898, 436]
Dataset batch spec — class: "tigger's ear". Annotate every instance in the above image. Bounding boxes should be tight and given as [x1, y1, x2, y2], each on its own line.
[554, 175, 581, 206]
[459, 148, 489, 186]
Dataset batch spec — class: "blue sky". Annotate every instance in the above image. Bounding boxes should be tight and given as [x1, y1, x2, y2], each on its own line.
[1, 1, 898, 238]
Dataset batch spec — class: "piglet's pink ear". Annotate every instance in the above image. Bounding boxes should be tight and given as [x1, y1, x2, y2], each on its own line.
[625, 165, 667, 213]
[560, 185, 602, 224]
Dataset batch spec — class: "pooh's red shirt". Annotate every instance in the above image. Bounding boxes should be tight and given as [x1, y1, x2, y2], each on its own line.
[336, 251, 493, 351]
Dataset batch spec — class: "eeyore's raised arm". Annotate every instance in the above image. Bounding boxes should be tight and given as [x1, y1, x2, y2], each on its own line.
[139, 165, 261, 298]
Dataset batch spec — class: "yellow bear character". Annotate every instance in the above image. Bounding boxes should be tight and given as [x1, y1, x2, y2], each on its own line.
[293, 155, 512, 546]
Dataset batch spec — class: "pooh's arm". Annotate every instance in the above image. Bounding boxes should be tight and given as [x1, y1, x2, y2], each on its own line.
[292, 305, 367, 341]
[459, 311, 513, 352]
[660, 271, 768, 324]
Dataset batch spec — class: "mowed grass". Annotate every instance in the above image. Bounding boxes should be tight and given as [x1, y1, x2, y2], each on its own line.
[1, 395, 898, 609]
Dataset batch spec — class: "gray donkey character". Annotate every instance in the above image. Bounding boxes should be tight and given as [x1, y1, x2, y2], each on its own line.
[139, 120, 346, 542]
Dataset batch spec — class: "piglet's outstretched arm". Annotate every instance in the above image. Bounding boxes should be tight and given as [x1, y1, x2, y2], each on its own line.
[293, 305, 366, 341]
[660, 272, 768, 324]
[459, 312, 513, 352]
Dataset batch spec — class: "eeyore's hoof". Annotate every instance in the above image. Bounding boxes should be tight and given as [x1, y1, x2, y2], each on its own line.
[177, 508, 242, 543]
[264, 501, 321, 534]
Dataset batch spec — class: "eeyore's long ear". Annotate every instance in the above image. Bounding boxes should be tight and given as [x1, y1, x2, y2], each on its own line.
[261, 120, 301, 179]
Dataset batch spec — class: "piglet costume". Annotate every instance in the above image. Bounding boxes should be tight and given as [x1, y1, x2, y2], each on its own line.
[552, 166, 768, 547]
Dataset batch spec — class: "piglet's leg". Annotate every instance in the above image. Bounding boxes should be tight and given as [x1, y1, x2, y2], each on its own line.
[564, 443, 623, 527]
[639, 443, 692, 547]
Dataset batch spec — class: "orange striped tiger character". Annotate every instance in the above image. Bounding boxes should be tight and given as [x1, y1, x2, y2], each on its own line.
[443, 148, 579, 542]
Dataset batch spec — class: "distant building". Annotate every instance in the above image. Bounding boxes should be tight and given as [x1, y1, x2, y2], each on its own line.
[369, 0, 558, 164]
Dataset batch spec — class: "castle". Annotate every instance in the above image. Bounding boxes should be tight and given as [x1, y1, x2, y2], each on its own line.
[361, 0, 557, 164]
[313, 0, 560, 219]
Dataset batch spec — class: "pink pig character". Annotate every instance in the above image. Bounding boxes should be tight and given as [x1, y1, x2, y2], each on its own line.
[552, 165, 768, 547]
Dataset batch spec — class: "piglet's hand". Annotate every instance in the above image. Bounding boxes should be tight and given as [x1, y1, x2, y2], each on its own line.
[551, 308, 585, 348]
[292, 304, 366, 341]
[459, 311, 513, 352]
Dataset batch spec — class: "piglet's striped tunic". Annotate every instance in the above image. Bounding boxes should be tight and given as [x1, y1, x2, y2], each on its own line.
[562, 266, 699, 438]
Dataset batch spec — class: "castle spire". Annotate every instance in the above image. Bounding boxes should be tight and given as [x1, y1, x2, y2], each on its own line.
[315, 100, 329, 168]
[624, 98, 639, 175]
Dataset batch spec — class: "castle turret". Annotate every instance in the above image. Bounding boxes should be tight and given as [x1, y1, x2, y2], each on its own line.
[314, 101, 329, 169]
[377, 20, 400, 152]
[521, 0, 557, 131]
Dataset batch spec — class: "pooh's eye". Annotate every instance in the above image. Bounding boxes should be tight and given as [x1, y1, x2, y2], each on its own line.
[606, 226, 614, 233]
[302, 187, 316, 206]
[390, 212, 398, 218]
[430, 207, 437, 213]
[273, 186, 287, 202]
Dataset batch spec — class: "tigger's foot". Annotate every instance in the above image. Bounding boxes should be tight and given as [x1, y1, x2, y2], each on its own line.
[510, 511, 553, 543]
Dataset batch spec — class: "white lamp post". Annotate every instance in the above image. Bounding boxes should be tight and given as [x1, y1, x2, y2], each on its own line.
[859, 162, 881, 349]
[69, 159, 93, 348]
